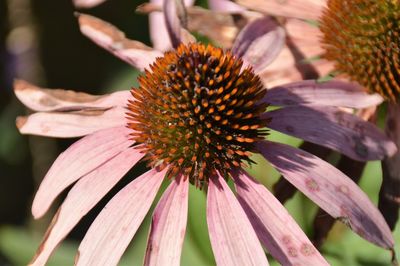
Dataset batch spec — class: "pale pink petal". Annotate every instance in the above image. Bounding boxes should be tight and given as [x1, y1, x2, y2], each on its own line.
[17, 106, 126, 138]
[144, 176, 189, 266]
[149, 0, 194, 51]
[233, 170, 328, 265]
[31, 126, 132, 218]
[264, 80, 383, 108]
[232, 16, 285, 73]
[209, 0, 245, 12]
[29, 148, 143, 266]
[207, 173, 269, 266]
[285, 19, 324, 55]
[236, 0, 326, 21]
[14, 80, 129, 112]
[75, 168, 167, 266]
[163, 0, 186, 48]
[73, 0, 107, 8]
[263, 106, 397, 161]
[77, 13, 162, 71]
[258, 140, 394, 249]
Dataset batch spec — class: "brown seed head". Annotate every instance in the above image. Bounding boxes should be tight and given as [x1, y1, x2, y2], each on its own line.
[320, 0, 400, 101]
[127, 43, 267, 187]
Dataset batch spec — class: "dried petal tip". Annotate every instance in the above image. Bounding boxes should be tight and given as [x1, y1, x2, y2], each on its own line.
[16, 116, 27, 130]
[320, 0, 400, 101]
[127, 43, 268, 187]
[13, 79, 30, 91]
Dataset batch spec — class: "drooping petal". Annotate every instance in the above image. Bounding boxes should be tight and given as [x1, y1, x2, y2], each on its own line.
[233, 170, 328, 265]
[14, 80, 129, 112]
[31, 126, 132, 218]
[163, 0, 187, 48]
[77, 13, 162, 71]
[235, 0, 326, 21]
[264, 80, 383, 108]
[75, 168, 167, 266]
[232, 16, 285, 73]
[258, 140, 394, 249]
[207, 173, 269, 266]
[149, 0, 194, 51]
[29, 148, 143, 266]
[263, 106, 397, 161]
[17, 106, 126, 138]
[144, 176, 189, 266]
[73, 0, 107, 8]
[209, 0, 245, 12]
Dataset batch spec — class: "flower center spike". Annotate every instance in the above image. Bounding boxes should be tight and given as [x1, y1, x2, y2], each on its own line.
[320, 0, 400, 101]
[127, 43, 267, 187]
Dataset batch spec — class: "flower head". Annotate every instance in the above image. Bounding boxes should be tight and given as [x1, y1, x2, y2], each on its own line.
[15, 2, 397, 266]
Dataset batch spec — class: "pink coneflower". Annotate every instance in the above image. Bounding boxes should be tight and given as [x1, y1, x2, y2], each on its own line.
[15, 3, 396, 266]
[234, 0, 400, 232]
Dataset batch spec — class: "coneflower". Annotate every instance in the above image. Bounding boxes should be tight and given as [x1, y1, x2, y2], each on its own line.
[15, 2, 396, 265]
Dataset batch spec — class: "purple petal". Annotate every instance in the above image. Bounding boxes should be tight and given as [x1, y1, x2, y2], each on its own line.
[232, 16, 285, 73]
[14, 80, 129, 112]
[29, 148, 143, 266]
[17, 106, 126, 138]
[77, 13, 162, 71]
[233, 170, 328, 265]
[207, 173, 269, 266]
[264, 80, 383, 108]
[163, 0, 187, 48]
[144, 176, 189, 266]
[75, 168, 167, 266]
[257, 140, 394, 249]
[31, 126, 132, 218]
[263, 106, 397, 161]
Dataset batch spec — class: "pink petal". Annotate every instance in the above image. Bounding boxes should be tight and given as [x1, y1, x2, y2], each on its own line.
[233, 170, 329, 265]
[236, 0, 326, 21]
[163, 0, 186, 48]
[144, 176, 189, 266]
[149, 0, 194, 51]
[258, 140, 394, 249]
[29, 148, 143, 266]
[73, 0, 107, 8]
[14, 80, 129, 112]
[263, 106, 397, 161]
[17, 106, 126, 138]
[264, 80, 383, 108]
[284, 19, 324, 55]
[209, 0, 245, 12]
[232, 16, 285, 73]
[77, 13, 162, 71]
[75, 168, 167, 266]
[31, 126, 132, 218]
[207, 173, 269, 266]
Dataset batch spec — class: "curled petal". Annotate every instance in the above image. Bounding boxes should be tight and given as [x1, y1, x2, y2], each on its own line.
[149, 0, 194, 51]
[17, 106, 126, 138]
[207, 173, 269, 266]
[233, 170, 328, 265]
[29, 148, 143, 266]
[164, 0, 188, 48]
[14, 80, 129, 112]
[232, 16, 285, 73]
[73, 0, 107, 8]
[235, 0, 326, 21]
[144, 176, 189, 266]
[31, 126, 132, 218]
[209, 0, 245, 12]
[77, 13, 162, 71]
[258, 140, 394, 249]
[264, 80, 383, 108]
[75, 168, 167, 266]
[263, 106, 397, 161]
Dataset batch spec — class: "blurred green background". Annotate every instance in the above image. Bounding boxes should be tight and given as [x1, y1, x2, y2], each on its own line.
[0, 0, 398, 265]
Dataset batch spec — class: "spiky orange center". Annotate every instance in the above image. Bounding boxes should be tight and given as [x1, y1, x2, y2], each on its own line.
[320, 0, 400, 101]
[127, 43, 267, 187]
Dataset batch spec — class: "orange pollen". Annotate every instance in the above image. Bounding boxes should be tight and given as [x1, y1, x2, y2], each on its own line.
[126, 43, 268, 188]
